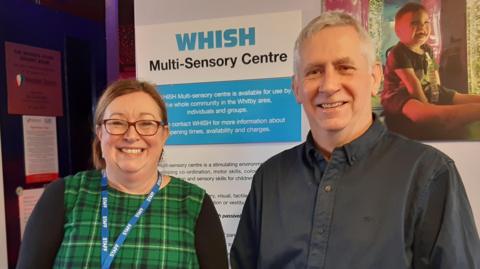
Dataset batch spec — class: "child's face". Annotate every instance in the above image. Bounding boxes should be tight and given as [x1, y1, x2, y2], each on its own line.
[395, 10, 431, 47]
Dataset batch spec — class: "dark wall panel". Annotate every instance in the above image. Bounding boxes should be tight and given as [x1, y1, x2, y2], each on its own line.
[0, 1, 106, 267]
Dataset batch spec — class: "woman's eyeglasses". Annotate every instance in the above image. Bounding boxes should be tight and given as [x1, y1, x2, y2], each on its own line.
[102, 119, 166, 136]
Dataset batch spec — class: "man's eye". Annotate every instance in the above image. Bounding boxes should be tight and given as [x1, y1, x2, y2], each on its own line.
[338, 65, 355, 72]
[306, 69, 321, 76]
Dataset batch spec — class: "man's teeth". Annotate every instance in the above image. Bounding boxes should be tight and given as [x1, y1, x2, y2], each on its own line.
[121, 148, 143, 154]
[320, 102, 343, 109]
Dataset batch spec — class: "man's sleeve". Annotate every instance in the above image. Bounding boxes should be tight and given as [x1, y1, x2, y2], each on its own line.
[413, 160, 480, 269]
[230, 170, 261, 269]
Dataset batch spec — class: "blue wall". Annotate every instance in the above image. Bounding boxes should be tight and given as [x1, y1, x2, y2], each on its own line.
[0, 1, 106, 267]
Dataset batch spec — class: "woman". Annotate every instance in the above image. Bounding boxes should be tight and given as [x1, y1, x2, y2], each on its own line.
[17, 79, 228, 268]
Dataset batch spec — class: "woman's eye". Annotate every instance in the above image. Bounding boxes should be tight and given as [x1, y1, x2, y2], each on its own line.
[138, 121, 158, 128]
[110, 120, 126, 126]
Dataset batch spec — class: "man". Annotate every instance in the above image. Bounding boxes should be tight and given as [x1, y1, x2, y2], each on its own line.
[230, 11, 479, 269]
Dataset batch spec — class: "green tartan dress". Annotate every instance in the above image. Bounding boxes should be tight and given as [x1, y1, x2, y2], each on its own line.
[53, 170, 205, 269]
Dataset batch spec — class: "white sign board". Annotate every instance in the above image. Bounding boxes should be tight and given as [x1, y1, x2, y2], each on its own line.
[17, 187, 45, 239]
[22, 116, 59, 184]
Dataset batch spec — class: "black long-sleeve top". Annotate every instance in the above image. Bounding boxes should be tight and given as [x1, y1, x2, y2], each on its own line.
[17, 177, 228, 269]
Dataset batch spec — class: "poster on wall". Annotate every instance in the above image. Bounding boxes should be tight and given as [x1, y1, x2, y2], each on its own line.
[137, 11, 301, 145]
[22, 116, 59, 184]
[327, 0, 480, 141]
[5, 42, 63, 116]
[16, 187, 44, 239]
[325, 0, 480, 231]
[136, 10, 302, 248]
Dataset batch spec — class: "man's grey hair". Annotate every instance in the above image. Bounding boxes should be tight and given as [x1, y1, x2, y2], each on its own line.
[293, 11, 376, 75]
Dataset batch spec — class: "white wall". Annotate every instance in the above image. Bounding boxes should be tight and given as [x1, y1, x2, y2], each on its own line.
[428, 142, 480, 230]
[135, 0, 321, 26]
[0, 126, 8, 268]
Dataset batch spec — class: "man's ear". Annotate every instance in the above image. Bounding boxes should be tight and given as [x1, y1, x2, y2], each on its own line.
[370, 62, 383, 97]
[292, 75, 302, 104]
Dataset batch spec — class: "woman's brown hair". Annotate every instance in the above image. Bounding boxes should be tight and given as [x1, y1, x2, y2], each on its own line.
[92, 79, 168, 169]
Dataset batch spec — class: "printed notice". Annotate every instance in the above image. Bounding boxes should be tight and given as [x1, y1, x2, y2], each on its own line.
[23, 116, 59, 184]
[137, 12, 303, 145]
[137, 9, 303, 250]
[136, 11, 301, 85]
[160, 159, 260, 248]
[5, 42, 62, 116]
[161, 77, 300, 144]
[18, 187, 44, 239]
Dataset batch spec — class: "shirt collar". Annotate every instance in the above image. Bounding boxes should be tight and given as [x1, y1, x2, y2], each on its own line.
[343, 114, 387, 165]
[304, 114, 387, 166]
[305, 131, 325, 167]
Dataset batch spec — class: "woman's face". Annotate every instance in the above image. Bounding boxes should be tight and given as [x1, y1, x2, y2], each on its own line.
[96, 91, 169, 177]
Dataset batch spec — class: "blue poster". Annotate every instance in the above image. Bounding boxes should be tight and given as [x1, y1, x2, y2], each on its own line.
[159, 77, 301, 144]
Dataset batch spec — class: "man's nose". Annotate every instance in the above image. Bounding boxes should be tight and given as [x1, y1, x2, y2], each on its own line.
[319, 68, 340, 95]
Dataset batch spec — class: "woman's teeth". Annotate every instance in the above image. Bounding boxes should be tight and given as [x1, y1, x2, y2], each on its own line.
[121, 148, 143, 154]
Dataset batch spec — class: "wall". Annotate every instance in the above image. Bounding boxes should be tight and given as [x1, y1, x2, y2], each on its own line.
[135, 0, 322, 250]
[135, 0, 480, 251]
[0, 126, 7, 269]
[0, 0, 106, 267]
[430, 142, 480, 229]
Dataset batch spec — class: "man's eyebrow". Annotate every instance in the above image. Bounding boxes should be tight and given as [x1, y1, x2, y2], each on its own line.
[333, 57, 354, 65]
[304, 62, 324, 69]
[302, 57, 355, 71]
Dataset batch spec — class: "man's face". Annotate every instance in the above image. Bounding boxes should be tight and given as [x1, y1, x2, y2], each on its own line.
[293, 25, 381, 141]
[395, 10, 431, 47]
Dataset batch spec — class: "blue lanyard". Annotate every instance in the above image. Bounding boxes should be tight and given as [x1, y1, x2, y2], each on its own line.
[100, 171, 162, 269]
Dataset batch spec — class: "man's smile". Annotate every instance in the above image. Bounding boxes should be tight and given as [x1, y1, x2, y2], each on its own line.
[318, 101, 347, 109]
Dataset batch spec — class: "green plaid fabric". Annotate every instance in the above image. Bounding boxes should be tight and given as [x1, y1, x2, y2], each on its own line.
[53, 170, 205, 269]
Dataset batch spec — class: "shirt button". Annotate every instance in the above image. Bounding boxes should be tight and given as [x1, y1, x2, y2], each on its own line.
[324, 185, 333, 192]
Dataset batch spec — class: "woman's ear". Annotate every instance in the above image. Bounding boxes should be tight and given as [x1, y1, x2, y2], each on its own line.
[161, 125, 170, 143]
[95, 125, 102, 140]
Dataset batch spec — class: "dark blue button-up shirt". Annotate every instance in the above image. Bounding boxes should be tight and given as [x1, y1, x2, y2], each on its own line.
[230, 117, 480, 269]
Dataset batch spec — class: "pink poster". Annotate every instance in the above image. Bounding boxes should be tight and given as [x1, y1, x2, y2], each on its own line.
[422, 0, 442, 63]
[324, 0, 369, 29]
[5, 42, 63, 116]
